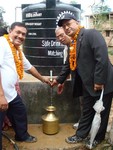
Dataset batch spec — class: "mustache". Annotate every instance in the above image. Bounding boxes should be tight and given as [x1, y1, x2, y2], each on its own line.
[65, 28, 74, 35]
[69, 27, 74, 32]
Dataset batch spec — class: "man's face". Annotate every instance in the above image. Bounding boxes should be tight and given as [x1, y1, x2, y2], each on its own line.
[55, 28, 71, 45]
[62, 19, 78, 37]
[9, 26, 27, 47]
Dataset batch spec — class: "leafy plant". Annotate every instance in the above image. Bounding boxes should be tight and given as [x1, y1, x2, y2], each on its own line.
[0, 6, 8, 28]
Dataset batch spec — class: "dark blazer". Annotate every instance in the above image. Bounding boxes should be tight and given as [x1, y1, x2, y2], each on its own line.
[57, 28, 113, 97]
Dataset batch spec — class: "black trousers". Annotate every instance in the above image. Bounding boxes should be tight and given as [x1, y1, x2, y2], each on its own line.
[76, 88, 113, 142]
[0, 94, 29, 150]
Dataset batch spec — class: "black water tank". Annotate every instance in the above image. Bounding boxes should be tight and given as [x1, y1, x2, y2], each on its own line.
[22, 0, 81, 76]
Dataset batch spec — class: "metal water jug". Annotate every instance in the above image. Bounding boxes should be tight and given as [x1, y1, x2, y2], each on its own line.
[42, 105, 59, 135]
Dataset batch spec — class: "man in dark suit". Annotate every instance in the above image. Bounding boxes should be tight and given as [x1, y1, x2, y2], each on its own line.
[54, 26, 83, 128]
[52, 13, 113, 149]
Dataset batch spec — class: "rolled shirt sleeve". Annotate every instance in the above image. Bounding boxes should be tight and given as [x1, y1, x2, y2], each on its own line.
[22, 52, 32, 71]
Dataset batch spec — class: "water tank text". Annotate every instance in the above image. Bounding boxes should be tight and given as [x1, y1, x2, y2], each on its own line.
[48, 50, 63, 58]
[25, 22, 42, 26]
[42, 40, 62, 47]
[26, 12, 42, 18]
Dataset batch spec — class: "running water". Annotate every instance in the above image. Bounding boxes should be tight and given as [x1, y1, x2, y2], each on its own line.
[50, 70, 53, 106]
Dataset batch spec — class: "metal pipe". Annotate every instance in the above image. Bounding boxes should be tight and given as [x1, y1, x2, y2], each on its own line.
[2, 131, 19, 150]
[46, 0, 56, 8]
[15, 7, 21, 22]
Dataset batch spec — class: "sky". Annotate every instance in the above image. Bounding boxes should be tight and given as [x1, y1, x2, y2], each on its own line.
[0, 0, 113, 25]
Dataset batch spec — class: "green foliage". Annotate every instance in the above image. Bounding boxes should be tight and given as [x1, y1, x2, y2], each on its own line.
[92, 5, 110, 14]
[0, 6, 8, 28]
[92, 13, 107, 29]
[90, 0, 111, 29]
[70, 0, 77, 4]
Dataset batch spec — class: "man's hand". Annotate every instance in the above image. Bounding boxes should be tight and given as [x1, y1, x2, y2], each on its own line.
[50, 79, 64, 94]
[42, 77, 51, 85]
[57, 83, 64, 94]
[51, 79, 58, 87]
[94, 84, 104, 91]
[0, 95, 8, 111]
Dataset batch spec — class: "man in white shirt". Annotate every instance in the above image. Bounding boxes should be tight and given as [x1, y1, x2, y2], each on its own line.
[55, 27, 71, 94]
[0, 22, 51, 150]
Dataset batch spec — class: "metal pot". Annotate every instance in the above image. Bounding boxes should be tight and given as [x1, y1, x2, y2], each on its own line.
[42, 105, 59, 135]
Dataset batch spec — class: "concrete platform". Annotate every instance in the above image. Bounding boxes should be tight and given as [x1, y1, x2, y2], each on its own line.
[2, 123, 110, 150]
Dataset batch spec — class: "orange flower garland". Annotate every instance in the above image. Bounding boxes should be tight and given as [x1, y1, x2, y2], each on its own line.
[4, 34, 24, 79]
[69, 26, 83, 71]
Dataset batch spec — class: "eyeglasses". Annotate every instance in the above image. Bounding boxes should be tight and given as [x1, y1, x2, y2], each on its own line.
[62, 20, 75, 28]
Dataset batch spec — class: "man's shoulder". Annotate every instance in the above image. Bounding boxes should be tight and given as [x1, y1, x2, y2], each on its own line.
[84, 28, 100, 38]
[0, 36, 7, 44]
[84, 28, 97, 33]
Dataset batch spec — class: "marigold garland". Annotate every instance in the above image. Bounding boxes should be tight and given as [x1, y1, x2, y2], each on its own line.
[4, 34, 24, 79]
[69, 26, 83, 71]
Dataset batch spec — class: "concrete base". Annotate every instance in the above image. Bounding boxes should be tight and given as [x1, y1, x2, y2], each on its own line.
[19, 77, 81, 124]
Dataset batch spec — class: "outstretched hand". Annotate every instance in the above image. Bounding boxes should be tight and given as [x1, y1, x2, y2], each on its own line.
[43, 77, 51, 85]
[50, 78, 64, 94]
[57, 83, 64, 94]
[51, 79, 58, 87]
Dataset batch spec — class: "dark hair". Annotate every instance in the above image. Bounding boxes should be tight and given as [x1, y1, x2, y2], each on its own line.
[10, 22, 27, 30]
[0, 27, 8, 36]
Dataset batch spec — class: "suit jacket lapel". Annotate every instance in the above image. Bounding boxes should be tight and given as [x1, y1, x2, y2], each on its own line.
[76, 28, 85, 60]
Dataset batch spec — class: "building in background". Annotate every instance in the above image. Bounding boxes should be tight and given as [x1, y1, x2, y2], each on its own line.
[85, 12, 113, 49]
